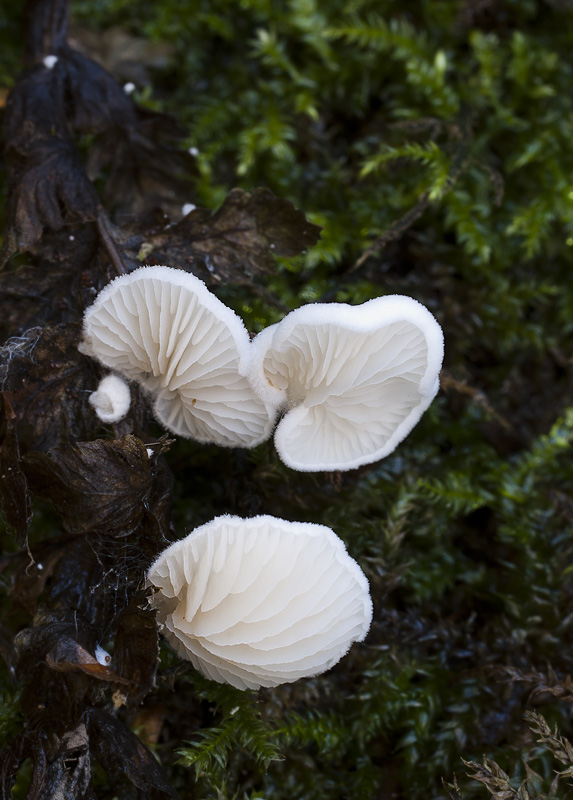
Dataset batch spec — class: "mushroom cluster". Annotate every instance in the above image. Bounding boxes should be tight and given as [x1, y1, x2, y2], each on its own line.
[80, 266, 276, 448]
[79, 265, 444, 689]
[247, 296, 444, 471]
[80, 266, 443, 471]
[146, 515, 372, 690]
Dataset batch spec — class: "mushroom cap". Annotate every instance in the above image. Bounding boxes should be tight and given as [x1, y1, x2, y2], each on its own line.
[88, 374, 131, 423]
[81, 266, 276, 448]
[147, 514, 372, 690]
[248, 295, 444, 471]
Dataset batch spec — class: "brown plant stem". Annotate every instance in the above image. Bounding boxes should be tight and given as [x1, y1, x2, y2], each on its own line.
[96, 209, 129, 277]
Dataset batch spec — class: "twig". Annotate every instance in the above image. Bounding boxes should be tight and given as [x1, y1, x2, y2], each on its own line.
[440, 371, 513, 431]
[352, 137, 471, 272]
[96, 208, 129, 277]
[351, 193, 430, 272]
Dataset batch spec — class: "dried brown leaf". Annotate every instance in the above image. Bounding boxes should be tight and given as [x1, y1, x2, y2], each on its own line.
[0, 729, 47, 800]
[131, 187, 322, 284]
[520, 761, 545, 799]
[463, 757, 517, 800]
[23, 436, 153, 536]
[443, 775, 463, 800]
[113, 591, 158, 699]
[46, 637, 129, 684]
[11, 539, 71, 614]
[0, 324, 100, 453]
[87, 707, 177, 798]
[525, 711, 573, 770]
[32, 723, 91, 800]
[488, 665, 573, 703]
[0, 226, 106, 343]
[15, 609, 107, 728]
[39, 535, 126, 637]
[1, 68, 99, 265]
[1, 141, 99, 263]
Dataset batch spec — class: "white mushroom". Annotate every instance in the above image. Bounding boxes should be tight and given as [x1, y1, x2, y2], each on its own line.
[94, 644, 112, 666]
[80, 266, 276, 448]
[146, 514, 372, 690]
[248, 296, 444, 471]
[88, 374, 131, 423]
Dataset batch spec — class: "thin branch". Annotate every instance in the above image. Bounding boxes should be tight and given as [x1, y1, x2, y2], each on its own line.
[350, 193, 430, 272]
[96, 208, 129, 277]
[440, 371, 513, 431]
[351, 137, 471, 272]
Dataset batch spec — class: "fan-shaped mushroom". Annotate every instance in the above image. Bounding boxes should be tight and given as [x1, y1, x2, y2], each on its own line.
[80, 266, 276, 448]
[147, 514, 372, 690]
[248, 296, 444, 471]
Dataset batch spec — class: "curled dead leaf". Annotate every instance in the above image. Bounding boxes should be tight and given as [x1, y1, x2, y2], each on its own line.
[23, 436, 154, 536]
[46, 637, 130, 685]
[0, 324, 100, 452]
[134, 187, 322, 284]
[87, 707, 178, 798]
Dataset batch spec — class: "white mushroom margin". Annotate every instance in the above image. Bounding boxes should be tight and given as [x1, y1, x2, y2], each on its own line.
[80, 266, 277, 448]
[146, 515, 373, 690]
[247, 296, 444, 471]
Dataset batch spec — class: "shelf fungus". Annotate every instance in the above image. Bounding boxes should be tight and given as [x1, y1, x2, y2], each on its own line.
[80, 266, 276, 448]
[88, 374, 131, 423]
[248, 296, 444, 471]
[146, 515, 372, 690]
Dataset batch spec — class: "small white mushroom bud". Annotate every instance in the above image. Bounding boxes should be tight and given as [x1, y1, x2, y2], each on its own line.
[94, 644, 112, 666]
[88, 374, 131, 423]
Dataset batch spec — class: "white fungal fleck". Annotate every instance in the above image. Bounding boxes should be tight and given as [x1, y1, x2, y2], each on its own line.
[182, 203, 196, 216]
[95, 644, 112, 666]
[69, 235, 75, 241]
[188, 146, 199, 157]
[43, 55, 58, 70]
[123, 82, 136, 95]
[146, 447, 154, 458]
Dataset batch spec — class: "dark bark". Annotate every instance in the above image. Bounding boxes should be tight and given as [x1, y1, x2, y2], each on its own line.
[0, 2, 178, 796]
